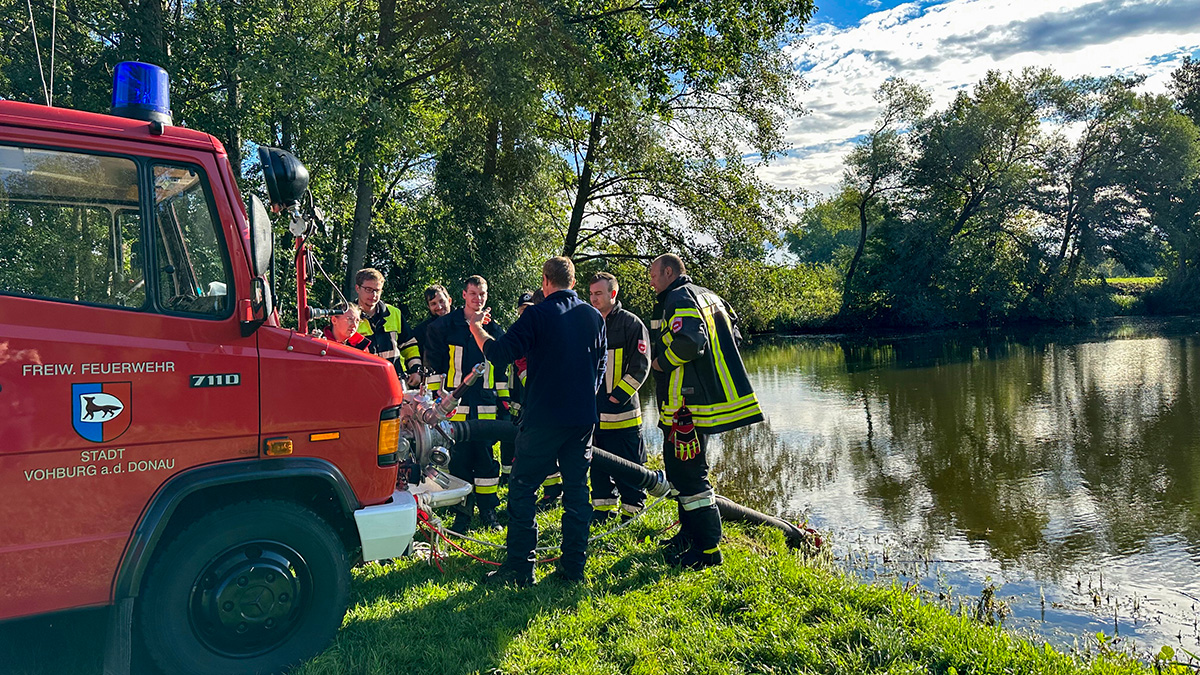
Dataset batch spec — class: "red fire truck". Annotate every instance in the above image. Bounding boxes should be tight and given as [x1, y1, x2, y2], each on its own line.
[0, 63, 421, 674]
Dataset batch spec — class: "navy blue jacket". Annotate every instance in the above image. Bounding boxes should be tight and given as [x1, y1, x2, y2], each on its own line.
[483, 289, 606, 427]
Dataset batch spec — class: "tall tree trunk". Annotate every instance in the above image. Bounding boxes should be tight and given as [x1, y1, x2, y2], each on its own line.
[482, 118, 499, 183]
[281, 114, 295, 152]
[344, 147, 375, 297]
[562, 111, 603, 258]
[137, 0, 167, 66]
[222, 0, 241, 177]
[840, 198, 871, 315]
[378, 0, 397, 48]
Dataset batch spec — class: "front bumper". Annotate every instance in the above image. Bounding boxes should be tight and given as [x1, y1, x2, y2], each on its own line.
[353, 490, 418, 562]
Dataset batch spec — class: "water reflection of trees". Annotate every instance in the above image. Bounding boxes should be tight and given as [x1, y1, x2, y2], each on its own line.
[726, 326, 1200, 575]
[710, 420, 840, 519]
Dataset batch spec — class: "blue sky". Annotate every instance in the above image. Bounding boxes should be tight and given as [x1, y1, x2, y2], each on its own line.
[760, 0, 1200, 196]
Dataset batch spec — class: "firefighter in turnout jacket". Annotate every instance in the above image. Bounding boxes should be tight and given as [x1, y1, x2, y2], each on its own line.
[354, 268, 421, 383]
[404, 284, 452, 388]
[426, 275, 510, 532]
[587, 272, 651, 523]
[649, 254, 763, 569]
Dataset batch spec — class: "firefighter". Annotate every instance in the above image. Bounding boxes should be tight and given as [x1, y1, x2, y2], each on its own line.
[319, 303, 371, 351]
[499, 291, 565, 506]
[587, 272, 651, 525]
[649, 253, 763, 569]
[404, 284, 452, 388]
[467, 256, 606, 586]
[426, 275, 510, 532]
[353, 268, 421, 384]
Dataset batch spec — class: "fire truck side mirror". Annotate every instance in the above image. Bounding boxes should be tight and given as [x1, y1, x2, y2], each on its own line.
[241, 277, 274, 337]
[258, 146, 309, 210]
[247, 194, 274, 277]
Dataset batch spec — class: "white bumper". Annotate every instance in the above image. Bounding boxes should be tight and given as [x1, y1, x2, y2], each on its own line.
[353, 490, 418, 562]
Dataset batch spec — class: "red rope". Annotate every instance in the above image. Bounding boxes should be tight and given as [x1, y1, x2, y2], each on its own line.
[416, 516, 564, 566]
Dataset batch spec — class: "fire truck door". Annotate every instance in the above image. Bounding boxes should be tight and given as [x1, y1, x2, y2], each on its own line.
[0, 147, 260, 619]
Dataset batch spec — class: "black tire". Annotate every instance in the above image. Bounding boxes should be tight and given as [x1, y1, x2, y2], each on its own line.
[136, 499, 351, 675]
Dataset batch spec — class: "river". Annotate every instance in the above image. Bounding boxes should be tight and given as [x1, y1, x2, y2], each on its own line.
[642, 317, 1200, 658]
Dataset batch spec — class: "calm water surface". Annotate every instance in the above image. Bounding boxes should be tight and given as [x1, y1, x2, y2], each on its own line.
[646, 317, 1200, 656]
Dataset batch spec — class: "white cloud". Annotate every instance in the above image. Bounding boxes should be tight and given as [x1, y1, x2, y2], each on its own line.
[763, 0, 1200, 197]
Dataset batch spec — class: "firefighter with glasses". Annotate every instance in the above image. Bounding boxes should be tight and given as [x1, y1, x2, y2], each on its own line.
[649, 253, 763, 569]
[354, 268, 421, 385]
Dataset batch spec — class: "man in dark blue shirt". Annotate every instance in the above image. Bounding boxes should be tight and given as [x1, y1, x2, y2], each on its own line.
[467, 256, 606, 586]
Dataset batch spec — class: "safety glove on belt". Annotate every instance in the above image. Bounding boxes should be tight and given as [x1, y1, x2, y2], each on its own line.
[669, 401, 701, 461]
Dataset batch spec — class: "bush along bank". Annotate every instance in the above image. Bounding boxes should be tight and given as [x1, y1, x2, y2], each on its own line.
[295, 501, 1178, 675]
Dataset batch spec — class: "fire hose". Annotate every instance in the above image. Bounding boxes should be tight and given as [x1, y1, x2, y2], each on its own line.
[451, 418, 817, 551]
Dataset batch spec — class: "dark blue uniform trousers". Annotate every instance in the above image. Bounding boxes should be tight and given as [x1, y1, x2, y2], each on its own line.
[506, 424, 593, 576]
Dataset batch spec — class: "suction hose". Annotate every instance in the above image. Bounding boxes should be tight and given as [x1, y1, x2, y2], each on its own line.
[454, 419, 815, 550]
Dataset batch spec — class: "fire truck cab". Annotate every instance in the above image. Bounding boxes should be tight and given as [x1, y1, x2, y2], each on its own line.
[0, 63, 416, 674]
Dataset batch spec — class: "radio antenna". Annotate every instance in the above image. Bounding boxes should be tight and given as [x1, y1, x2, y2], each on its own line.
[49, 0, 57, 105]
[24, 0, 50, 105]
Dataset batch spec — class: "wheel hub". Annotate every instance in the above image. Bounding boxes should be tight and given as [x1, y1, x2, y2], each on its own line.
[189, 541, 310, 657]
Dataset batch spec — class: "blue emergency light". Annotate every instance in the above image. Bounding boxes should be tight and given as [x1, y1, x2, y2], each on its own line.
[111, 61, 172, 126]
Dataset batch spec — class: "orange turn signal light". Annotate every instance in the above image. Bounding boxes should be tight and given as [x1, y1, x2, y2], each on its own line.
[310, 431, 341, 442]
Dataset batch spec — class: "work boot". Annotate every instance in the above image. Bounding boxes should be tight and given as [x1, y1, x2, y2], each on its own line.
[479, 508, 503, 531]
[545, 566, 586, 585]
[659, 530, 691, 565]
[482, 565, 534, 588]
[679, 546, 723, 570]
[591, 510, 613, 526]
[449, 511, 472, 534]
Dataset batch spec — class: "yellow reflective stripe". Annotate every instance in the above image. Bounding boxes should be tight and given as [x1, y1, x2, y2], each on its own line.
[475, 485, 498, 494]
[616, 378, 638, 397]
[662, 332, 674, 348]
[663, 392, 759, 417]
[690, 402, 763, 427]
[485, 361, 495, 388]
[495, 388, 510, 398]
[612, 348, 623, 393]
[599, 416, 641, 430]
[670, 308, 701, 321]
[542, 474, 562, 487]
[447, 345, 460, 388]
[477, 413, 497, 420]
[700, 294, 737, 400]
[668, 367, 684, 410]
[664, 346, 686, 367]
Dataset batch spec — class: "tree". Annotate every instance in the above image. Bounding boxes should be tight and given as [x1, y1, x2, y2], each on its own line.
[839, 78, 929, 312]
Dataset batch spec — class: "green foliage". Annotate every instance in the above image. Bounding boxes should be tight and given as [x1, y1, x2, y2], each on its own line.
[819, 62, 1200, 328]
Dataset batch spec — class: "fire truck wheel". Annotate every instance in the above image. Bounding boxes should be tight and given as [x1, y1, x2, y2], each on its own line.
[136, 499, 351, 675]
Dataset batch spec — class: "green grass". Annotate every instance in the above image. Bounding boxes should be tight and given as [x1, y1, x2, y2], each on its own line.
[1101, 277, 1164, 295]
[296, 504, 1165, 675]
[0, 501, 1179, 674]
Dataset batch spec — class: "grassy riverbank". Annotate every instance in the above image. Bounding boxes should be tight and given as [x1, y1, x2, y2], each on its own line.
[0, 498, 1183, 674]
[296, 503, 1171, 675]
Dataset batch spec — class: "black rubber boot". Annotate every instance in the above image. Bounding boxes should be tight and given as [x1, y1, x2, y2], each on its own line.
[679, 505, 723, 570]
[659, 502, 692, 565]
[450, 511, 472, 534]
[479, 508, 502, 531]
[482, 565, 534, 587]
